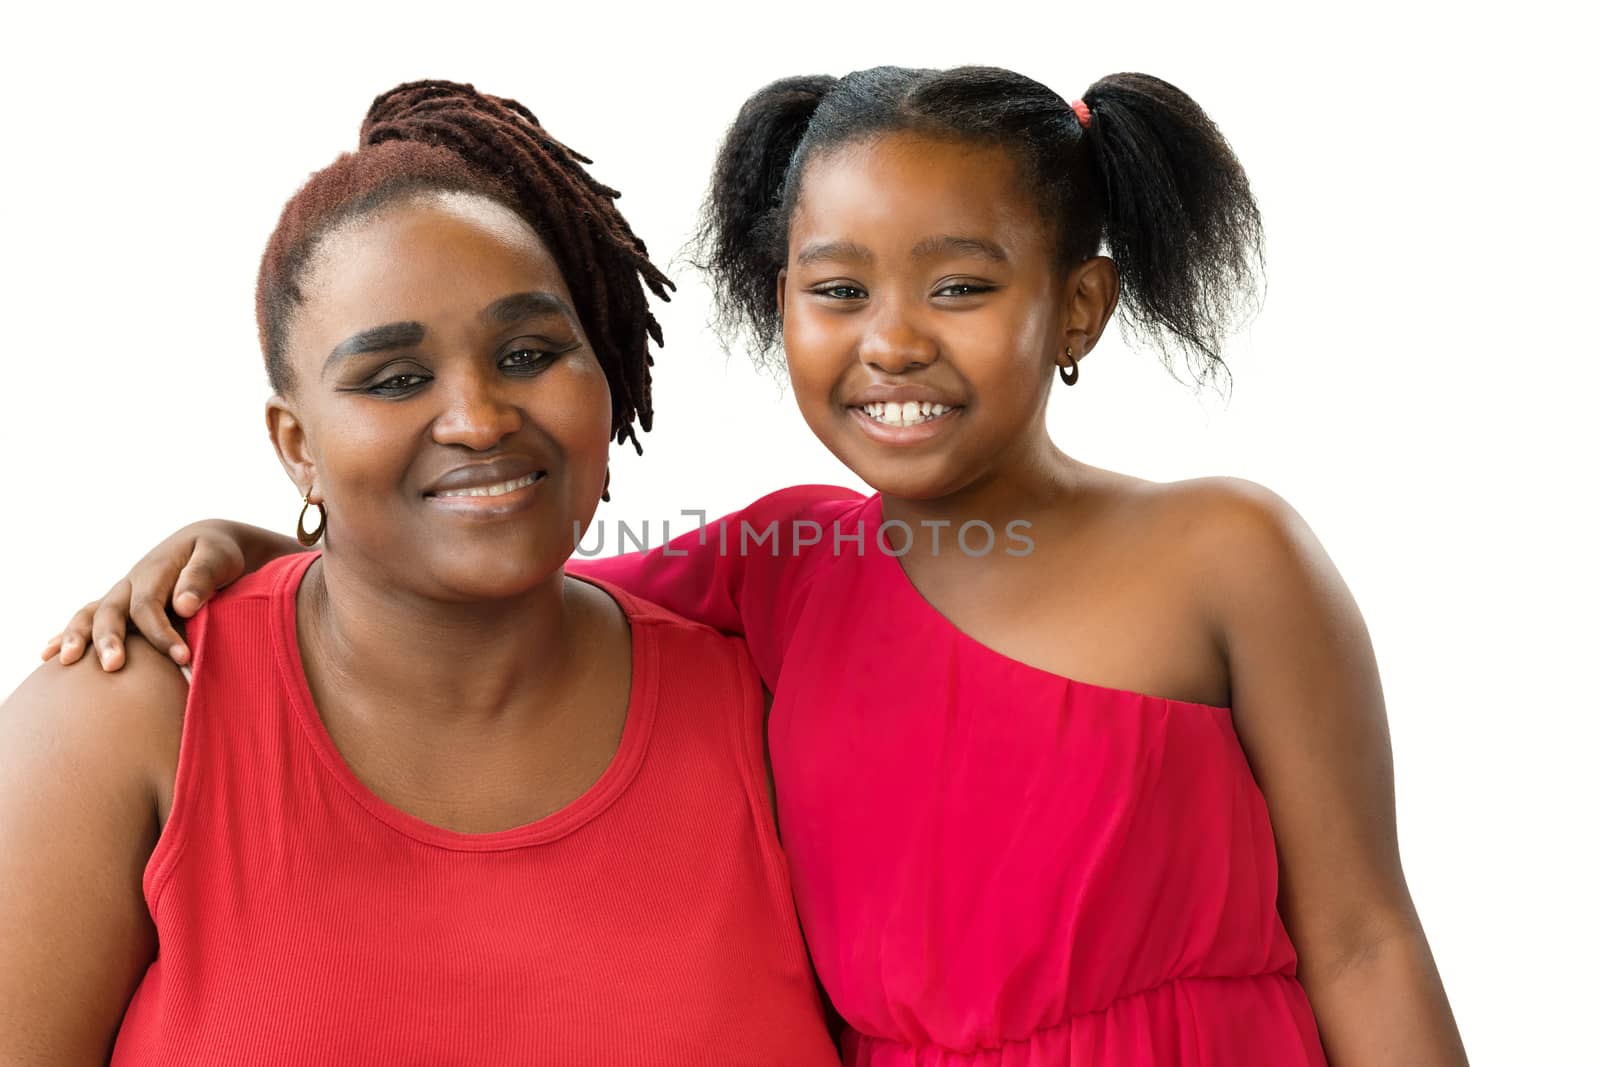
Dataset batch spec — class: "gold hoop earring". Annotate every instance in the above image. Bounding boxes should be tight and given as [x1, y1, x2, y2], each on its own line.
[1058, 346, 1080, 386]
[296, 493, 327, 547]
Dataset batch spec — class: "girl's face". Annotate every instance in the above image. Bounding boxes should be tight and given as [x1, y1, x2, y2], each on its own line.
[780, 132, 1102, 501]
[269, 191, 613, 601]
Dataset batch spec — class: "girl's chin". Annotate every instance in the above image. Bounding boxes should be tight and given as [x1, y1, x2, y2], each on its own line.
[845, 459, 973, 504]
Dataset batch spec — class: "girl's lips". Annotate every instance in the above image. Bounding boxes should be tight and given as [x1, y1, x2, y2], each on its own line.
[848, 405, 961, 446]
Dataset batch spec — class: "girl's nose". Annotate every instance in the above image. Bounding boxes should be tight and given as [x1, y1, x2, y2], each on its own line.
[857, 307, 938, 373]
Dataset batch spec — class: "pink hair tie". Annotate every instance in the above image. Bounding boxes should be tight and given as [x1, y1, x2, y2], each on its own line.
[1068, 99, 1092, 129]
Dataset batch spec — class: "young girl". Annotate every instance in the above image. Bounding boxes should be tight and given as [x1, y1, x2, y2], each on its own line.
[48, 68, 1467, 1064]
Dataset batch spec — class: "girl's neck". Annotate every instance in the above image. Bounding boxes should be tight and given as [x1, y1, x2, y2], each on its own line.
[879, 433, 1080, 561]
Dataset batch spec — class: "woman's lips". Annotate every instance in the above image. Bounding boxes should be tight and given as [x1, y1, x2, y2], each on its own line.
[425, 471, 547, 517]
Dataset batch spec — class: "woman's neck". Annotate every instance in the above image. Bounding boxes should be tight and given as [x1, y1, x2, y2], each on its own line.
[298, 556, 588, 730]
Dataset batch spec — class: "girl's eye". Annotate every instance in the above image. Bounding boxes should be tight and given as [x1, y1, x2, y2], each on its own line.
[500, 347, 561, 373]
[814, 284, 867, 301]
[935, 282, 995, 298]
[367, 373, 430, 396]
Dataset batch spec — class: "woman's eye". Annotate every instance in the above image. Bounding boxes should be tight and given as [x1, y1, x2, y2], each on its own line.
[500, 348, 558, 373]
[367, 373, 430, 395]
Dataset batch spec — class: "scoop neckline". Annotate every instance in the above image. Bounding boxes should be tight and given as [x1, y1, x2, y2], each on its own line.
[270, 552, 658, 852]
[857, 494, 1231, 715]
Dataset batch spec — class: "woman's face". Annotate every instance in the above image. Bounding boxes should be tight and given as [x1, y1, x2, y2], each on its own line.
[271, 191, 612, 601]
[779, 133, 1102, 502]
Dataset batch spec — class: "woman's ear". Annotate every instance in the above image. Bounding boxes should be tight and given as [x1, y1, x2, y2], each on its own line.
[1060, 256, 1121, 363]
[266, 396, 319, 500]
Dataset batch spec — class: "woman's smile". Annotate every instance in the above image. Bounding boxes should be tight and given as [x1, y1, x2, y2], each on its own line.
[423, 455, 549, 518]
[425, 470, 548, 517]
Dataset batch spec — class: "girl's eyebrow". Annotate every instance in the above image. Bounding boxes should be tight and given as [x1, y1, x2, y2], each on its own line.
[795, 240, 873, 267]
[911, 235, 1008, 263]
[794, 236, 1009, 268]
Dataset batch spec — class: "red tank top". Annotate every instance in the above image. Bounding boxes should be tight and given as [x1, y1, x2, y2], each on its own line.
[111, 552, 839, 1066]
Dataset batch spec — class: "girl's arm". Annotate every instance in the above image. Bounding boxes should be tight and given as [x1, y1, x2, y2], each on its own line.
[44, 486, 860, 679]
[0, 639, 186, 1061]
[44, 522, 306, 670]
[572, 485, 859, 682]
[1196, 478, 1468, 1065]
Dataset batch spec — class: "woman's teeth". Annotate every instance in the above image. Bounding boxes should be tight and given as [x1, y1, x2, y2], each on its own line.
[436, 473, 541, 498]
[859, 401, 952, 427]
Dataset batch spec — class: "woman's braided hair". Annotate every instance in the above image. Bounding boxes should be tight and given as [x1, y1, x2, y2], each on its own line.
[257, 80, 672, 451]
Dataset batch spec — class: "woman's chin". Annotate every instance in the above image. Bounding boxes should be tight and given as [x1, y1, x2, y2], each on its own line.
[418, 550, 567, 605]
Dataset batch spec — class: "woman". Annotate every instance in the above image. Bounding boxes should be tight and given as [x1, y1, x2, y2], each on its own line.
[0, 81, 837, 1064]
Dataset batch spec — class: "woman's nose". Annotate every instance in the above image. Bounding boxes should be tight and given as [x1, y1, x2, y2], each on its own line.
[431, 372, 522, 450]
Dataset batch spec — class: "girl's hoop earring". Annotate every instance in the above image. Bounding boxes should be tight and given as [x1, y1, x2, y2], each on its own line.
[296, 494, 327, 548]
[1059, 347, 1080, 386]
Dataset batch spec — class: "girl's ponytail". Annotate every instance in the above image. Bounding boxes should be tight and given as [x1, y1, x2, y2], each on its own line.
[696, 74, 837, 359]
[1081, 73, 1263, 384]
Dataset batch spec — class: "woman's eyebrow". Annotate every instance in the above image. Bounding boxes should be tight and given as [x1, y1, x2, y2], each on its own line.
[324, 321, 426, 374]
[480, 291, 576, 327]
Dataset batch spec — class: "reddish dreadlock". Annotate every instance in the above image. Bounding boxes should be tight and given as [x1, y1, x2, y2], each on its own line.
[256, 80, 672, 452]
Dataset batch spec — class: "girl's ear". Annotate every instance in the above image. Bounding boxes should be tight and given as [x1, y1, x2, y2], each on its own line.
[776, 267, 789, 322]
[266, 396, 319, 501]
[1060, 256, 1121, 362]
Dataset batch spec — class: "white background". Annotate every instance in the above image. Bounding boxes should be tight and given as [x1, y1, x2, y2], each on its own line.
[3, 1, 1594, 1059]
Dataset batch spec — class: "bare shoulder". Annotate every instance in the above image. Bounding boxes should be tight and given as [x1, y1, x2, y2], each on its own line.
[2, 634, 187, 808]
[0, 638, 186, 1059]
[1073, 469, 1358, 651]
[1119, 475, 1333, 589]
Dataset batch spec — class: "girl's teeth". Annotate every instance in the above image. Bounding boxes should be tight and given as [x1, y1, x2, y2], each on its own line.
[438, 473, 539, 498]
[860, 402, 951, 427]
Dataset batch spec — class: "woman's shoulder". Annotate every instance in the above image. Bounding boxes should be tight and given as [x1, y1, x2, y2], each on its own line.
[592, 573, 755, 665]
[2, 635, 186, 837]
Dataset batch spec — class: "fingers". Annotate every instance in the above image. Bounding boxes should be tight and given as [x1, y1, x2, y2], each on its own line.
[172, 538, 243, 618]
[128, 588, 190, 666]
[90, 580, 135, 671]
[50, 603, 100, 665]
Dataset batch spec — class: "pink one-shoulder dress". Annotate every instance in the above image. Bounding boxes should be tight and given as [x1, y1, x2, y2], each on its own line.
[577, 486, 1327, 1066]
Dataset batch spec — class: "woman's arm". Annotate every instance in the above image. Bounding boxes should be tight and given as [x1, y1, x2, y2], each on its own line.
[43, 520, 301, 670]
[0, 638, 186, 1062]
[1196, 479, 1468, 1065]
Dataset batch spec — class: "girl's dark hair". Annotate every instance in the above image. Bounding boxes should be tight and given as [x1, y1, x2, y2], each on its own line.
[258, 80, 672, 452]
[697, 67, 1262, 388]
